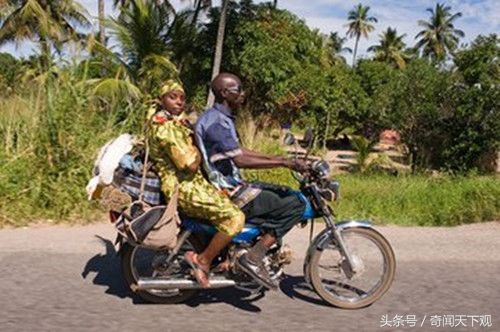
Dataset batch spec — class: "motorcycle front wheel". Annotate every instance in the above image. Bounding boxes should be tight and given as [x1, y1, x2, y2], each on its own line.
[309, 227, 395, 309]
[121, 235, 203, 304]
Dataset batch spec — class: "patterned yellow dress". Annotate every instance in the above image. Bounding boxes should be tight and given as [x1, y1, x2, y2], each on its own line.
[148, 109, 244, 237]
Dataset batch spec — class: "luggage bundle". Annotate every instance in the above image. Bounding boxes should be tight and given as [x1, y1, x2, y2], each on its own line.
[86, 134, 179, 250]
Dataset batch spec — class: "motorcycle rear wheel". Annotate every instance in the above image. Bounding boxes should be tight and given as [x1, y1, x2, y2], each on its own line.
[309, 227, 395, 309]
[121, 236, 203, 304]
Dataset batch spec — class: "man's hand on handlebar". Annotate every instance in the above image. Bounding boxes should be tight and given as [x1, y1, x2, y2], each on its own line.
[285, 158, 309, 173]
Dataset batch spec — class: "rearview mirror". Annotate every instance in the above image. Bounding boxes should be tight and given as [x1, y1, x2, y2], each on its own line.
[302, 128, 314, 148]
[283, 132, 296, 145]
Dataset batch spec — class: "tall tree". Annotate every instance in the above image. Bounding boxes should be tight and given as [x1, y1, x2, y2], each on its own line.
[114, 0, 175, 23]
[206, 0, 229, 107]
[0, 0, 90, 68]
[181, 0, 212, 27]
[368, 27, 409, 69]
[107, 0, 177, 93]
[322, 31, 352, 65]
[97, 0, 106, 76]
[98, 0, 105, 46]
[415, 3, 464, 62]
[346, 3, 377, 67]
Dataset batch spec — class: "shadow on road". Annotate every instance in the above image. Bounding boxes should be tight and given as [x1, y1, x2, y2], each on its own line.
[185, 287, 265, 312]
[80, 235, 264, 311]
[81, 235, 138, 302]
[279, 274, 332, 307]
[81, 237, 336, 310]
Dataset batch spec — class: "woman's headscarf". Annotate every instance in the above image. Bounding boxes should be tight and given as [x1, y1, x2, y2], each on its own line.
[159, 79, 184, 97]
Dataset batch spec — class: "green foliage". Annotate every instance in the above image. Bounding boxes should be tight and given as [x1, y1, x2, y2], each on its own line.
[0, 0, 90, 68]
[367, 27, 410, 69]
[454, 34, 500, 87]
[0, 64, 144, 226]
[0, 52, 20, 91]
[108, 0, 178, 95]
[229, 7, 323, 120]
[415, 3, 464, 62]
[334, 174, 500, 226]
[346, 3, 377, 66]
[350, 136, 378, 173]
[375, 35, 499, 172]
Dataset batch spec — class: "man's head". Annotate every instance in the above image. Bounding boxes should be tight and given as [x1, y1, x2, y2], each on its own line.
[211, 73, 245, 110]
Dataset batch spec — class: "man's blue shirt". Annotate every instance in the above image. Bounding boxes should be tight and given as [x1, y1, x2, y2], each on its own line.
[195, 103, 243, 189]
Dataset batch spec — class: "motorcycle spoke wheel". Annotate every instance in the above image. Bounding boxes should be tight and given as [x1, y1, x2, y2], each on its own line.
[121, 237, 202, 304]
[130, 246, 185, 298]
[309, 227, 395, 309]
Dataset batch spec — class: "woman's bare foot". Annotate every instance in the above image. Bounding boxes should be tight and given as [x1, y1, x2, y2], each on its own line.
[184, 251, 210, 288]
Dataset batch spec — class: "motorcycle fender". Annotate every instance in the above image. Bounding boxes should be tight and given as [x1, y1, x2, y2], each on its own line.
[303, 220, 372, 284]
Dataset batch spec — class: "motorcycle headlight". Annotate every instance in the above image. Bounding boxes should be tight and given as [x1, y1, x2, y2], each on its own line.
[312, 160, 330, 178]
[319, 180, 340, 202]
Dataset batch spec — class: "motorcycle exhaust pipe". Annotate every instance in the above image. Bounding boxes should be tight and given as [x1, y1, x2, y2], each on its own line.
[135, 277, 236, 290]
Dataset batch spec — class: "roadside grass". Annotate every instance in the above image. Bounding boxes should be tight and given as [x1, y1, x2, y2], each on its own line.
[333, 174, 499, 226]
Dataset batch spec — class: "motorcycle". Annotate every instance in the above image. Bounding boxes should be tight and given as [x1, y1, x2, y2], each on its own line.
[112, 130, 396, 309]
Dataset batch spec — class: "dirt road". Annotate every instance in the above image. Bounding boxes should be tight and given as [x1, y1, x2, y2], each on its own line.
[0, 222, 498, 332]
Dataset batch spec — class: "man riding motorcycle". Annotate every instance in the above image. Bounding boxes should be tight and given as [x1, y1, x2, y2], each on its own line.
[195, 73, 309, 288]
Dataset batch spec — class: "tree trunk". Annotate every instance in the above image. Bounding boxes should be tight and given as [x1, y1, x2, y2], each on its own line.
[206, 0, 229, 108]
[191, 0, 203, 27]
[352, 34, 360, 67]
[98, 0, 106, 76]
[98, 0, 105, 45]
[273, 0, 277, 8]
[40, 38, 51, 71]
[323, 109, 331, 150]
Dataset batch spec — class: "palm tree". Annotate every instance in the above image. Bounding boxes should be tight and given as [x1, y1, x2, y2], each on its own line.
[98, 0, 105, 46]
[114, 0, 175, 22]
[106, 0, 177, 93]
[321, 32, 352, 66]
[415, 3, 464, 61]
[206, 0, 229, 107]
[180, 0, 212, 27]
[346, 3, 377, 67]
[368, 27, 409, 69]
[0, 0, 90, 68]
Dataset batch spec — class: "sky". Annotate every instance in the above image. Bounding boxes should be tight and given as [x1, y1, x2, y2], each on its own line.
[1, 0, 499, 59]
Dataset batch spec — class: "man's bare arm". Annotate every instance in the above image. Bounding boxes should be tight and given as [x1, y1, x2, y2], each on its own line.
[240, 148, 286, 162]
[233, 152, 290, 169]
[233, 149, 309, 172]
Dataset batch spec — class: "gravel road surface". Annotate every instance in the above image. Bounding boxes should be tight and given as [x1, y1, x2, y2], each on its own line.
[0, 222, 499, 332]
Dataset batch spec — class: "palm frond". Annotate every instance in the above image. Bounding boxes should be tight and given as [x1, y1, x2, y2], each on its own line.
[87, 77, 142, 101]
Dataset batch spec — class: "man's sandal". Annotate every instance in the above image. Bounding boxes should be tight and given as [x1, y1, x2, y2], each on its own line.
[184, 251, 210, 288]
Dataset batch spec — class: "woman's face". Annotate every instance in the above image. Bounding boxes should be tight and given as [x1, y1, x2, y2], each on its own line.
[161, 89, 185, 115]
